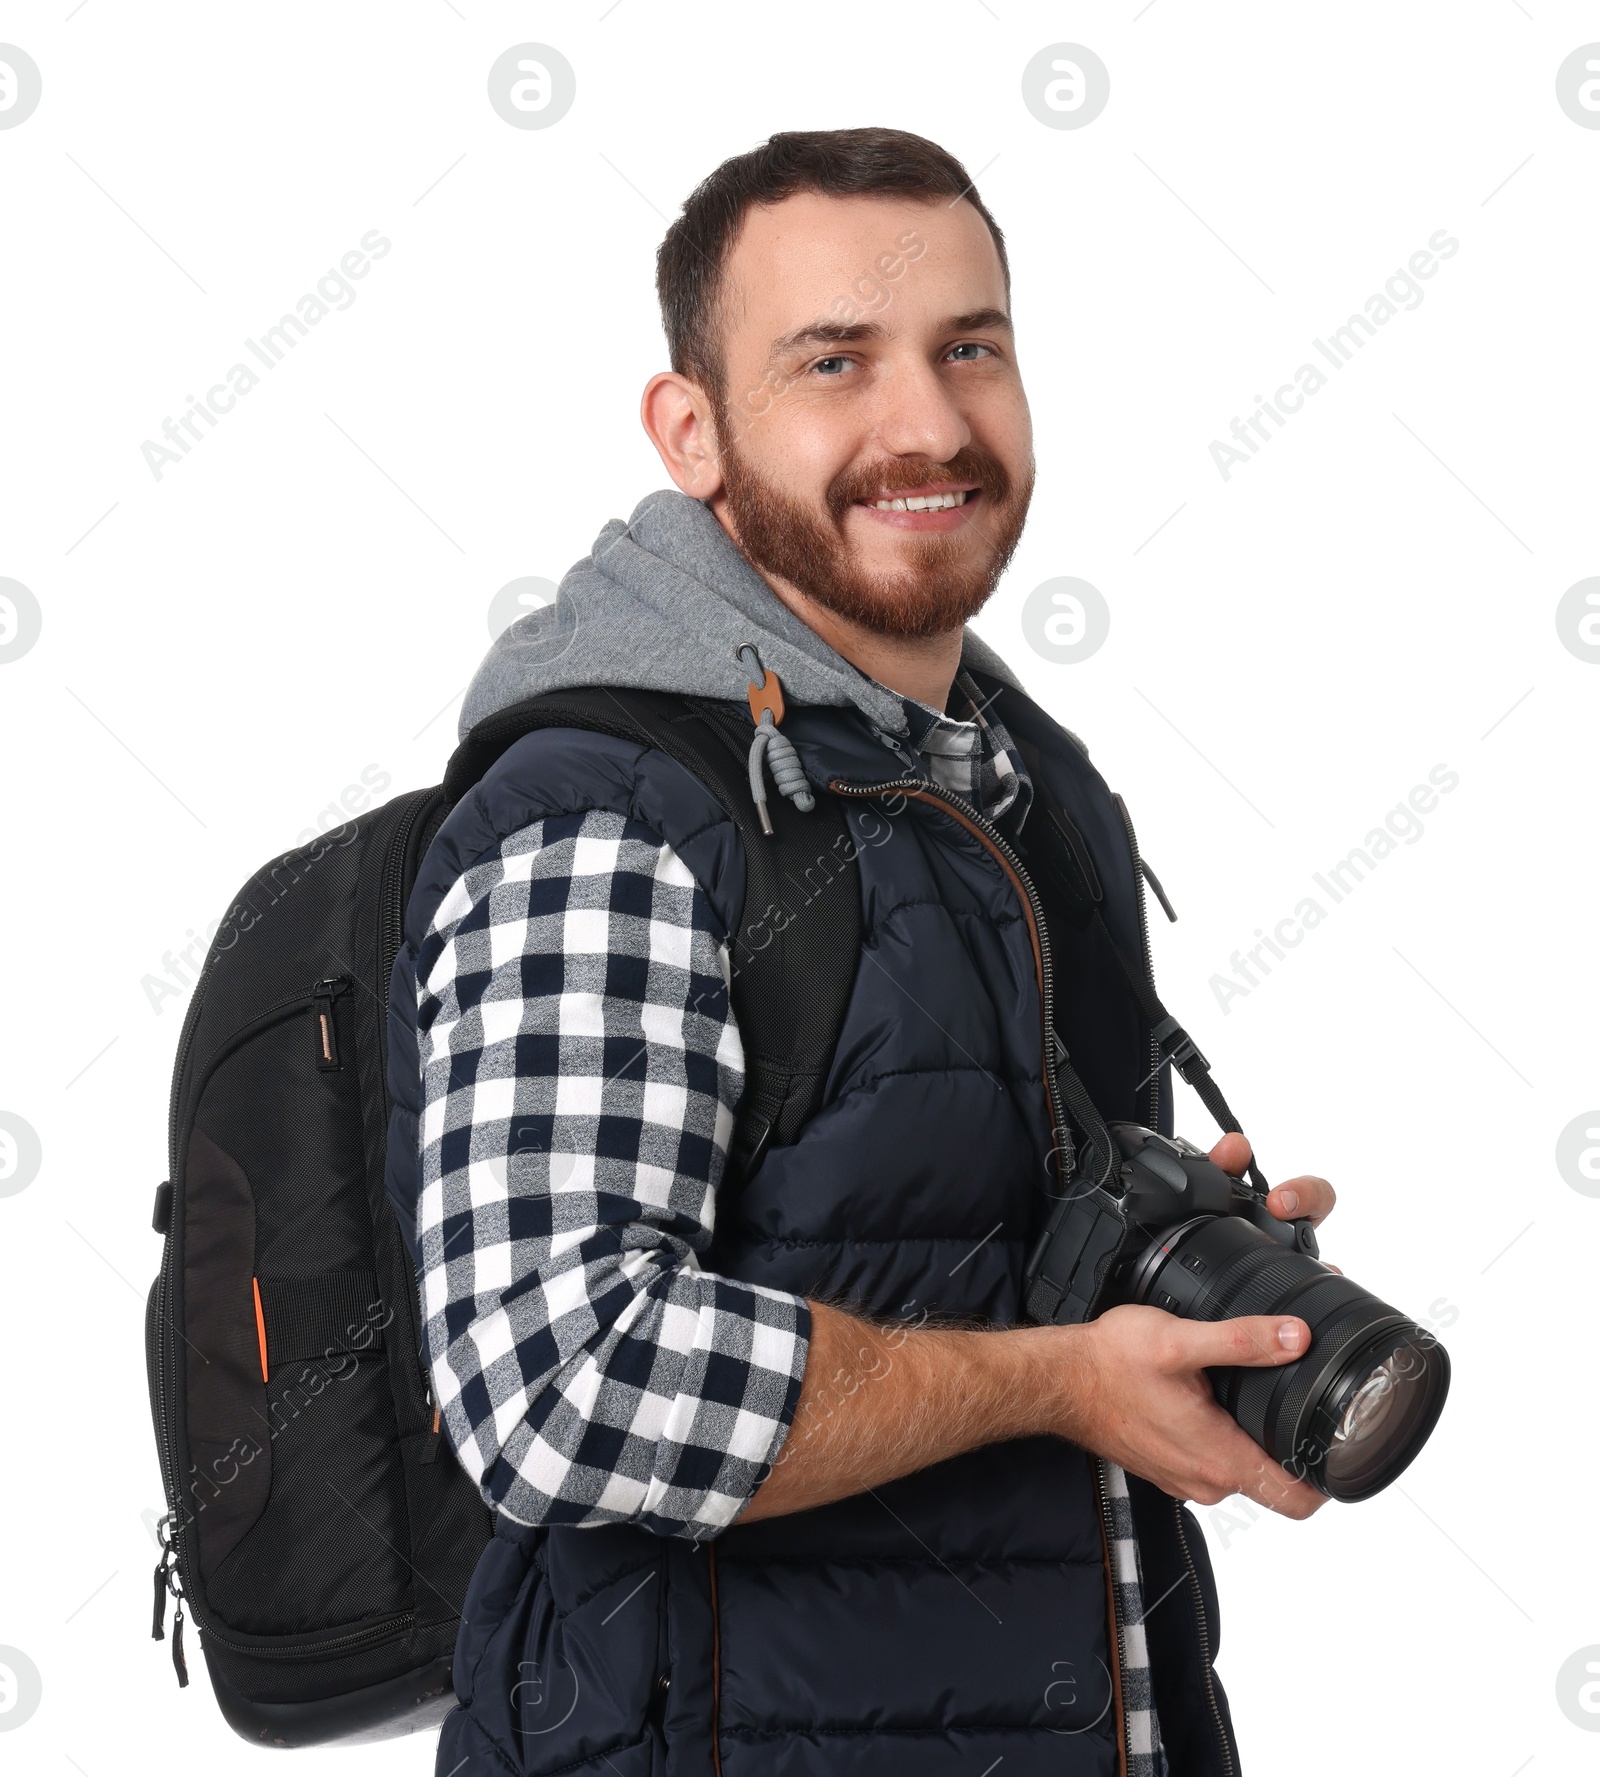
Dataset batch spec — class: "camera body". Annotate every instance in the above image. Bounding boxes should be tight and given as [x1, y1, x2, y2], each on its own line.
[1024, 1122, 1320, 1329]
[1024, 1122, 1449, 1502]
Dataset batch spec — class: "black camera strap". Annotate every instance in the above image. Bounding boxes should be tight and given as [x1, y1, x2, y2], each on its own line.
[1025, 896, 1273, 1327]
[1049, 1027, 1117, 1191]
[1090, 906, 1269, 1192]
[1017, 779, 1270, 1195]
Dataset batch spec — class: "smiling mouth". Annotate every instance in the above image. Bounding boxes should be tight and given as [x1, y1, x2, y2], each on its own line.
[857, 487, 978, 513]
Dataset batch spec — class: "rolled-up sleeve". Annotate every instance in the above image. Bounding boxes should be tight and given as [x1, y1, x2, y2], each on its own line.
[414, 806, 809, 1539]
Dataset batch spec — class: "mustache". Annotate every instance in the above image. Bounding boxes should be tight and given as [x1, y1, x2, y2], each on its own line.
[825, 446, 1014, 522]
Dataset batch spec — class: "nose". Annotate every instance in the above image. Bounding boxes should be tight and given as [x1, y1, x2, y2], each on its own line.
[866, 355, 972, 465]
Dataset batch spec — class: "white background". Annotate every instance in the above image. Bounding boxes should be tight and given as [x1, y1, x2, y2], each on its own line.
[1, 4, 1596, 1773]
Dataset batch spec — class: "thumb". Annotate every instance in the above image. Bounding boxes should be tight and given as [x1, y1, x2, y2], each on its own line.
[1208, 1131, 1253, 1177]
[1185, 1314, 1310, 1369]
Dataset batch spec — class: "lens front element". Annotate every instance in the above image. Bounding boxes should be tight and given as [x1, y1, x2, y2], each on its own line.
[1133, 1215, 1450, 1501]
[1314, 1332, 1451, 1501]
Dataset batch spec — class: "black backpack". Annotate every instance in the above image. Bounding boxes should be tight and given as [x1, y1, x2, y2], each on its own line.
[146, 687, 861, 1747]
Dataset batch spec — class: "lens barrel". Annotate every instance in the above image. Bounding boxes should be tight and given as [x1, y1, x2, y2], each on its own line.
[1127, 1214, 1450, 1501]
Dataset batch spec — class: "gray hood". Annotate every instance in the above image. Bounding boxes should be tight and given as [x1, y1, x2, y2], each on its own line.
[459, 488, 1023, 742]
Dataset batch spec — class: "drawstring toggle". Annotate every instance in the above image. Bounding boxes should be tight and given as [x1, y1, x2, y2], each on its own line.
[737, 643, 814, 836]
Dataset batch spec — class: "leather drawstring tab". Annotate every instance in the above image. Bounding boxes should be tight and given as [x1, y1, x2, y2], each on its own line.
[737, 643, 814, 835]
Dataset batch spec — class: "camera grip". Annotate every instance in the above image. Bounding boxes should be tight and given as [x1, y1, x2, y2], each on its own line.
[1239, 1194, 1320, 1260]
[1023, 1186, 1129, 1325]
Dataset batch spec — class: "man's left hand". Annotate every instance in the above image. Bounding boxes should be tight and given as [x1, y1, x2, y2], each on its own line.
[1208, 1132, 1341, 1272]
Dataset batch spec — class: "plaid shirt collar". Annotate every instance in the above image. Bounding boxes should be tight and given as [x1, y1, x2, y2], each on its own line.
[893, 669, 1034, 831]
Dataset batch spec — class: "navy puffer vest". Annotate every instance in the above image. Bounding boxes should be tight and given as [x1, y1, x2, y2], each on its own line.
[387, 673, 1242, 1777]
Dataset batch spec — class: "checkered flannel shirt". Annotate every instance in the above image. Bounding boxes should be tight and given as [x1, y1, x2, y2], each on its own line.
[898, 668, 1033, 829]
[414, 675, 1166, 1769]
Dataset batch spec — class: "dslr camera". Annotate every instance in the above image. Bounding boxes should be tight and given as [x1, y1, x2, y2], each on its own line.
[1023, 1121, 1450, 1502]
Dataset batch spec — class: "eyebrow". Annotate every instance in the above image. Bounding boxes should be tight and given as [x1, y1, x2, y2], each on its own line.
[767, 307, 1013, 361]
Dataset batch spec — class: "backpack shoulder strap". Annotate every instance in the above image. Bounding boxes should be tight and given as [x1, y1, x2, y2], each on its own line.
[440, 686, 862, 1190]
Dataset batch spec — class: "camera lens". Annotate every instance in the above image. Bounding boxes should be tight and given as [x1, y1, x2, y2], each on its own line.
[1131, 1216, 1450, 1501]
[1312, 1330, 1449, 1500]
[1338, 1356, 1406, 1451]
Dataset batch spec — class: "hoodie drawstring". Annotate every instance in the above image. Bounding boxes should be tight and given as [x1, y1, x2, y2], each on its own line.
[737, 643, 814, 835]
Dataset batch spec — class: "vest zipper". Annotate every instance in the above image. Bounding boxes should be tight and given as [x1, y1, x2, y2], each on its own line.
[1092, 1456, 1131, 1777]
[828, 777, 1071, 1192]
[828, 773, 1132, 1774]
[1115, 796, 1236, 1771]
[1173, 1497, 1235, 1777]
[707, 1542, 724, 1777]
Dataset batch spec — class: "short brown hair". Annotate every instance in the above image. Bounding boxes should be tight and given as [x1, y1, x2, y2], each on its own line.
[655, 127, 1009, 398]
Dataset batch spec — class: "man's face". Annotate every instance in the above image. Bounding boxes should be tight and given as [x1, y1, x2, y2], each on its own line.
[705, 191, 1035, 642]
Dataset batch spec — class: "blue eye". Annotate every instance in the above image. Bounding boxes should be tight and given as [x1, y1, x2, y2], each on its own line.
[813, 356, 850, 376]
[947, 342, 994, 361]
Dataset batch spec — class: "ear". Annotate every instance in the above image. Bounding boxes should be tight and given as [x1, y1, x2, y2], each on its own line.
[640, 371, 724, 499]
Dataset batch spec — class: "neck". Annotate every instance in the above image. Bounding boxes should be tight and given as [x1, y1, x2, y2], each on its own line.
[773, 579, 965, 710]
[711, 504, 963, 711]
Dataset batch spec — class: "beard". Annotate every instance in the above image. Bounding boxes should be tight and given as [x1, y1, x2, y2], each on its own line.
[713, 422, 1035, 642]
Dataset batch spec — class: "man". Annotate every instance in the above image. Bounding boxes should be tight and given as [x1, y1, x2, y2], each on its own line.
[391, 128, 1337, 1776]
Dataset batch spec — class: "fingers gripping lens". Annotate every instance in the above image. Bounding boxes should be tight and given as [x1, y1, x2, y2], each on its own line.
[1024, 1123, 1450, 1502]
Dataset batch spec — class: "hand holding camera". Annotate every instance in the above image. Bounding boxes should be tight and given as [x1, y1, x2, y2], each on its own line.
[1047, 1133, 1337, 1519]
[1027, 1123, 1449, 1509]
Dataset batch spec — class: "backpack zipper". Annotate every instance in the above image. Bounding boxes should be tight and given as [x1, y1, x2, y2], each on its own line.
[312, 976, 351, 1069]
[163, 788, 439, 1183]
[375, 786, 449, 1430]
[828, 774, 1131, 1774]
[152, 980, 417, 1684]
[157, 783, 447, 1671]
[150, 1255, 416, 1682]
[377, 787, 446, 1048]
[166, 952, 218, 1179]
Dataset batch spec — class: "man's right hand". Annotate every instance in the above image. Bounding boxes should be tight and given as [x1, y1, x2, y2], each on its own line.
[734, 1297, 1329, 1527]
[1061, 1304, 1328, 1519]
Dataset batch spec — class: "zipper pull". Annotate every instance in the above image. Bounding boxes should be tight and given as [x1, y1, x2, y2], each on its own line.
[152, 1513, 176, 1640]
[421, 1392, 441, 1464]
[171, 1596, 189, 1687]
[1140, 857, 1178, 923]
[312, 977, 351, 1071]
[152, 1518, 190, 1686]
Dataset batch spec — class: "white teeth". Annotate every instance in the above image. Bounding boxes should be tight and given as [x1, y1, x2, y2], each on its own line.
[869, 490, 969, 512]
